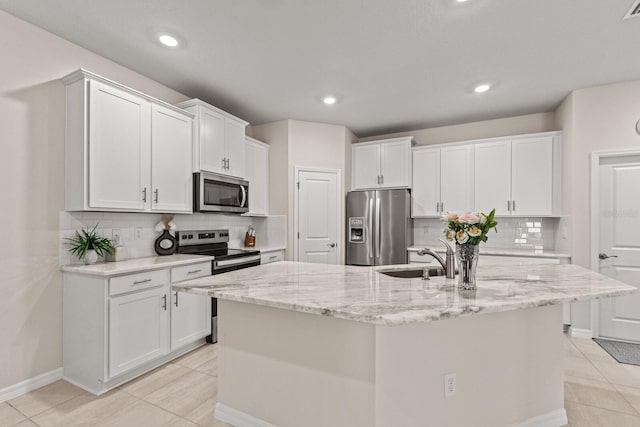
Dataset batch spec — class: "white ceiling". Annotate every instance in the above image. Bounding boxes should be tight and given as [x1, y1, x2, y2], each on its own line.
[2, 0, 640, 137]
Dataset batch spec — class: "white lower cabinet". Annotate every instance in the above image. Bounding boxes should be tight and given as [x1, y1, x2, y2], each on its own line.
[109, 284, 170, 377]
[63, 261, 211, 395]
[170, 262, 212, 350]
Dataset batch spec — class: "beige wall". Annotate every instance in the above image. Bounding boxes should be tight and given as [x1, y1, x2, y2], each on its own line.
[559, 81, 640, 329]
[0, 10, 188, 390]
[359, 112, 558, 146]
[289, 120, 349, 263]
[252, 120, 351, 263]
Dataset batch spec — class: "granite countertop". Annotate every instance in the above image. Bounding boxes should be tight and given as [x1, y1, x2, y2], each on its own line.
[407, 246, 571, 259]
[173, 261, 633, 326]
[61, 254, 214, 277]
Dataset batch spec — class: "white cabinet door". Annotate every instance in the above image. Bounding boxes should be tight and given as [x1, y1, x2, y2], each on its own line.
[170, 291, 210, 350]
[109, 285, 169, 378]
[352, 143, 381, 190]
[511, 137, 553, 215]
[200, 108, 226, 174]
[412, 148, 440, 217]
[244, 137, 269, 215]
[380, 139, 411, 188]
[151, 105, 193, 213]
[474, 140, 511, 215]
[89, 80, 150, 210]
[440, 145, 474, 214]
[225, 118, 246, 178]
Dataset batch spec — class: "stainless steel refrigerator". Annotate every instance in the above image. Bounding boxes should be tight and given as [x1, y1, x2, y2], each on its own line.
[346, 189, 412, 266]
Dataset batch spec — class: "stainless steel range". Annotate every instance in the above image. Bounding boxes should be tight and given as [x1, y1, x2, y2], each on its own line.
[176, 229, 260, 343]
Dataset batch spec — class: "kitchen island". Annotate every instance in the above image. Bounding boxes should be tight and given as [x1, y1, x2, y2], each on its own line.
[174, 261, 635, 427]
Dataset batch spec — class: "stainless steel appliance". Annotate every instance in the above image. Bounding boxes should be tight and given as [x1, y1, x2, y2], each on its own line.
[176, 229, 260, 343]
[193, 172, 249, 213]
[346, 189, 412, 266]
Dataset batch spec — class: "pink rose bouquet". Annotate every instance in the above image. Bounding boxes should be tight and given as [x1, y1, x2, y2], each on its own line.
[442, 209, 497, 245]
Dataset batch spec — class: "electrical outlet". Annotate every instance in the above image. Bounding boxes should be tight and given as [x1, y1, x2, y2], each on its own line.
[134, 227, 143, 241]
[112, 228, 122, 241]
[444, 373, 457, 397]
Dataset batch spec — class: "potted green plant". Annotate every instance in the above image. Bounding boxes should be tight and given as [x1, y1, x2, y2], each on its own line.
[66, 224, 114, 265]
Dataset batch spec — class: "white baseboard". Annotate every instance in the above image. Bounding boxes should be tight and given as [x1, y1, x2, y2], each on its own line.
[512, 409, 568, 427]
[215, 402, 275, 427]
[571, 327, 594, 339]
[216, 402, 566, 427]
[0, 368, 63, 403]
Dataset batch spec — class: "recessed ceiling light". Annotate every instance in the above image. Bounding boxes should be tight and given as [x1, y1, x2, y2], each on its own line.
[159, 34, 179, 47]
[474, 84, 491, 94]
[323, 96, 337, 105]
[456, 0, 470, 2]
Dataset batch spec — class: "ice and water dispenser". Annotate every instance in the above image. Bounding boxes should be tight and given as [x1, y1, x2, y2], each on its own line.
[349, 217, 365, 243]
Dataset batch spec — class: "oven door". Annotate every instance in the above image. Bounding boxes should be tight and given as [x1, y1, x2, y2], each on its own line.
[194, 172, 249, 213]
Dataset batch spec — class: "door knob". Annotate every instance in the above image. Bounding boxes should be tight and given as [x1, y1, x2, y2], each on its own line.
[599, 253, 618, 260]
[328, 243, 336, 248]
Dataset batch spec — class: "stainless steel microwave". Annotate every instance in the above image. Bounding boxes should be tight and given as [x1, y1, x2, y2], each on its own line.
[193, 172, 249, 213]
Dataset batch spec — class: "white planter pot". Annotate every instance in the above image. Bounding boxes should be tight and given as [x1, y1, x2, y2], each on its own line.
[84, 249, 99, 265]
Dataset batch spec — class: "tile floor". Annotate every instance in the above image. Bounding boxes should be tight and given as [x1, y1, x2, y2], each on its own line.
[2, 335, 640, 426]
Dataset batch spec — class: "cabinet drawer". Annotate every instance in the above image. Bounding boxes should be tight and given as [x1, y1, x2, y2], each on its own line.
[171, 262, 211, 283]
[261, 250, 284, 264]
[408, 251, 435, 264]
[109, 269, 168, 296]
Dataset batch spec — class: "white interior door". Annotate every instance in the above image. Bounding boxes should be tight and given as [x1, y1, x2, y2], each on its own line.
[297, 170, 339, 264]
[598, 155, 640, 342]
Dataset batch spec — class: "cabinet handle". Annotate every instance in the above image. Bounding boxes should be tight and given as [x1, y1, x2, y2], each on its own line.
[142, 188, 147, 202]
[154, 189, 159, 204]
[221, 158, 226, 170]
[162, 294, 167, 311]
[269, 255, 278, 260]
[440, 202, 444, 213]
[507, 200, 511, 212]
[512, 200, 516, 212]
[133, 278, 152, 285]
[227, 158, 230, 170]
[187, 269, 202, 274]
[381, 175, 384, 185]
[174, 291, 178, 307]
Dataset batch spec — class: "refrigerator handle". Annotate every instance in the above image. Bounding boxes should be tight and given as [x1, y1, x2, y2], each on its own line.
[375, 196, 381, 263]
[368, 197, 375, 262]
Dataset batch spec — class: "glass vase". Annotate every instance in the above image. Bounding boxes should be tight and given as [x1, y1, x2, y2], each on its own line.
[456, 244, 479, 290]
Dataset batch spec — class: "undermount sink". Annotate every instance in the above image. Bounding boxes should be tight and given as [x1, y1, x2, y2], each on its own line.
[378, 267, 448, 279]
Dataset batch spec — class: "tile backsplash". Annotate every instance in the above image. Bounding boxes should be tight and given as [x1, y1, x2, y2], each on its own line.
[60, 211, 286, 265]
[412, 216, 570, 251]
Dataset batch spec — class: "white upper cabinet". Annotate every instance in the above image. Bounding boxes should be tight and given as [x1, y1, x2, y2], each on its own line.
[352, 143, 381, 189]
[412, 148, 440, 217]
[352, 137, 413, 190]
[511, 137, 554, 215]
[474, 134, 560, 216]
[440, 145, 474, 215]
[244, 137, 269, 216]
[176, 99, 248, 178]
[151, 104, 193, 212]
[474, 140, 512, 215]
[63, 69, 194, 213]
[87, 80, 150, 211]
[412, 144, 474, 217]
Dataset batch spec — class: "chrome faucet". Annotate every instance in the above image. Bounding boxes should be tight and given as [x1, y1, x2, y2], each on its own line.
[417, 239, 456, 279]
